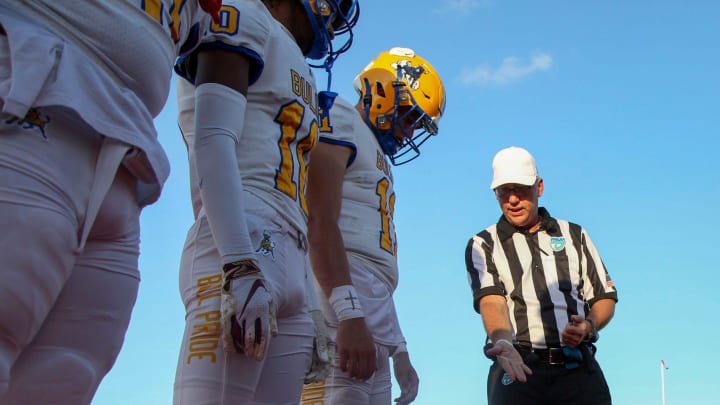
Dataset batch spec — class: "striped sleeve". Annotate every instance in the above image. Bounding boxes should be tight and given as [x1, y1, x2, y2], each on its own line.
[465, 230, 505, 313]
[577, 225, 618, 306]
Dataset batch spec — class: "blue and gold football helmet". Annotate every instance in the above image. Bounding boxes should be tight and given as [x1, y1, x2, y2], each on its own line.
[301, 0, 359, 63]
[353, 47, 446, 165]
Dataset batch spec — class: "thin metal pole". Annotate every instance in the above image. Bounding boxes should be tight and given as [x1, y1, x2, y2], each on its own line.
[661, 360, 666, 405]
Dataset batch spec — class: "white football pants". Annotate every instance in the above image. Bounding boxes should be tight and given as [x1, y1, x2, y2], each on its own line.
[173, 199, 314, 405]
[0, 105, 141, 404]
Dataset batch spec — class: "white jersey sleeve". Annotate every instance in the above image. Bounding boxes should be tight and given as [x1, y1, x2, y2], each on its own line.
[175, 0, 269, 85]
[320, 97, 400, 291]
[176, 0, 319, 236]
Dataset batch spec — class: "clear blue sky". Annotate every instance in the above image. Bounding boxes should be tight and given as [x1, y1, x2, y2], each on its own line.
[93, 1, 720, 404]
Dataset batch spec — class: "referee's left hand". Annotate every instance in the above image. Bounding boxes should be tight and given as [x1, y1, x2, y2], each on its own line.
[562, 315, 588, 348]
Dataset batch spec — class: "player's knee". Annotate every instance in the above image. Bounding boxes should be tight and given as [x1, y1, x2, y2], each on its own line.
[61, 351, 101, 391]
[7, 351, 101, 404]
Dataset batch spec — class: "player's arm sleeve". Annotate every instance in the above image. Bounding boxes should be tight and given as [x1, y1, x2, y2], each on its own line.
[193, 82, 255, 264]
[176, 77, 204, 219]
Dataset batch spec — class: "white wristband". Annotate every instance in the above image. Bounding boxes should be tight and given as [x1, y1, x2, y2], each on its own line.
[329, 285, 364, 321]
[494, 339, 514, 348]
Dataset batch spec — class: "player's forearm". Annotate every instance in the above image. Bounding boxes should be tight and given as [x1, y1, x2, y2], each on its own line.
[587, 298, 615, 331]
[307, 220, 353, 298]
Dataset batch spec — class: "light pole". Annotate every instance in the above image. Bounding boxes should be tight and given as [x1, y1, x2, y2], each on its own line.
[660, 360, 668, 405]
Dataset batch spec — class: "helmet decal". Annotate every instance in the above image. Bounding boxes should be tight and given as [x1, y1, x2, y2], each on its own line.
[395, 60, 425, 91]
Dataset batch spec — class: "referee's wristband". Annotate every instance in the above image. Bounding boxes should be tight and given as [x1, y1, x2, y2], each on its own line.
[329, 285, 364, 321]
[584, 318, 599, 343]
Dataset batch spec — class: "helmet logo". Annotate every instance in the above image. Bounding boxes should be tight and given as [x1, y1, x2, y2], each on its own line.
[393, 60, 425, 90]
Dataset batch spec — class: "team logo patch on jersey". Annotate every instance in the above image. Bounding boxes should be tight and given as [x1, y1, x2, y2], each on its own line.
[550, 237, 566, 252]
[4, 108, 51, 139]
[501, 373, 513, 386]
[255, 231, 276, 260]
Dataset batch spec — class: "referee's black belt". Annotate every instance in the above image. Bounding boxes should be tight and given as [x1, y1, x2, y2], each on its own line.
[515, 345, 582, 366]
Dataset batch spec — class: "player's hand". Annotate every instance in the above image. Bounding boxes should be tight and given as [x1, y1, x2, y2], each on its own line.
[305, 309, 332, 384]
[561, 315, 588, 348]
[392, 351, 419, 405]
[220, 260, 277, 360]
[485, 340, 532, 383]
[336, 317, 376, 380]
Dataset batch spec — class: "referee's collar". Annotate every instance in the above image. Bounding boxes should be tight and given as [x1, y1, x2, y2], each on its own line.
[496, 207, 561, 240]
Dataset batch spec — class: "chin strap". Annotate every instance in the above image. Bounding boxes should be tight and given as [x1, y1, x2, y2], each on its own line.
[317, 54, 339, 118]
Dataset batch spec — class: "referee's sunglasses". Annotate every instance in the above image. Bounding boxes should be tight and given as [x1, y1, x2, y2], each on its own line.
[494, 184, 535, 199]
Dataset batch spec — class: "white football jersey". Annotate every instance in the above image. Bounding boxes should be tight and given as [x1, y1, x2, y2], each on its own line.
[319, 97, 399, 290]
[5, 0, 207, 116]
[177, 0, 318, 235]
[0, 1, 210, 205]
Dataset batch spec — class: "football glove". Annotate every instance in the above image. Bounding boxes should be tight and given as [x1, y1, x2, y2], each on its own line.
[220, 259, 278, 361]
[304, 309, 332, 384]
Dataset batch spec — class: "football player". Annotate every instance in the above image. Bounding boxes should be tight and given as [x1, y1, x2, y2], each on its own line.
[172, 0, 359, 403]
[302, 48, 445, 404]
[0, 1, 216, 404]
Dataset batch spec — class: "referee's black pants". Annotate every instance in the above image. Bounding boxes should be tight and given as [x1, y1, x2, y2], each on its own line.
[486, 347, 611, 405]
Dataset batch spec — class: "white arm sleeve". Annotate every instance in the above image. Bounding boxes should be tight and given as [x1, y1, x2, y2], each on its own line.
[194, 82, 255, 264]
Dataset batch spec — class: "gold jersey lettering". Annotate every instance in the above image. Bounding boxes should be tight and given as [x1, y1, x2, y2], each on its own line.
[185, 302, 222, 363]
[196, 274, 221, 306]
[141, 0, 183, 42]
[376, 150, 392, 179]
[290, 69, 318, 115]
[301, 381, 327, 404]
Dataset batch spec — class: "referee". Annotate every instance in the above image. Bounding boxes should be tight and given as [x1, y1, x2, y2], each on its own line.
[465, 146, 618, 405]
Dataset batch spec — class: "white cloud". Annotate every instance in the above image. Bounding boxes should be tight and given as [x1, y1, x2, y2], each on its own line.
[459, 52, 554, 86]
[435, 0, 488, 14]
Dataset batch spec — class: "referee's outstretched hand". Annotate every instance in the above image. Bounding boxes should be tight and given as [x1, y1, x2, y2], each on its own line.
[486, 340, 532, 383]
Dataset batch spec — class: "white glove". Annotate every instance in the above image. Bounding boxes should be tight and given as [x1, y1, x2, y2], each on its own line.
[304, 309, 332, 384]
[220, 260, 278, 360]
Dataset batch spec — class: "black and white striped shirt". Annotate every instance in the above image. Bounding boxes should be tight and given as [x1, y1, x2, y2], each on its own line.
[465, 208, 618, 349]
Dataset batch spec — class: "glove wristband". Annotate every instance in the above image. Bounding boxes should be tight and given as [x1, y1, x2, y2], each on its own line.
[329, 285, 364, 321]
[222, 259, 262, 293]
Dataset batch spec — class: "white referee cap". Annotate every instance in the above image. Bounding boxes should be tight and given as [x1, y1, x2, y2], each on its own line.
[490, 146, 538, 189]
